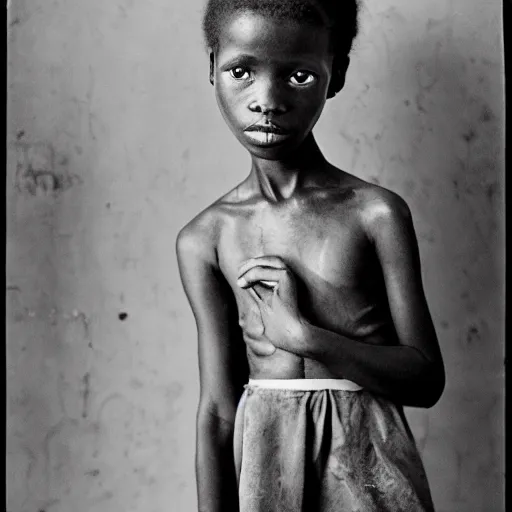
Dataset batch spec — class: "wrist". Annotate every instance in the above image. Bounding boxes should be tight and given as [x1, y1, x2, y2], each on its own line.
[292, 317, 311, 354]
[294, 319, 335, 363]
[273, 316, 309, 353]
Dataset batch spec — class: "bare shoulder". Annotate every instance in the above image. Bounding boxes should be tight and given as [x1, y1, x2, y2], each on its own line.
[324, 168, 409, 216]
[349, 179, 413, 235]
[175, 196, 234, 304]
[176, 209, 218, 264]
[175, 183, 247, 263]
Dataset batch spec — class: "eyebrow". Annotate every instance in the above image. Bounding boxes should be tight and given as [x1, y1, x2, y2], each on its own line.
[219, 53, 323, 72]
[219, 54, 260, 70]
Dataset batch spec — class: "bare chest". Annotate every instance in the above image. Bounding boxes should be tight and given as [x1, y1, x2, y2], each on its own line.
[217, 201, 370, 290]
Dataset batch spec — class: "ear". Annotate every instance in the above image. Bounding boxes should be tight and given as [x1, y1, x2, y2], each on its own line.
[209, 50, 215, 85]
[327, 55, 349, 99]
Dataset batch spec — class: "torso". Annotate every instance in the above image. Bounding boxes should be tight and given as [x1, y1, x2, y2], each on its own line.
[211, 173, 398, 379]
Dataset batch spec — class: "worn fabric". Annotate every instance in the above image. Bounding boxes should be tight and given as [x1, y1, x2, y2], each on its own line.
[234, 379, 435, 512]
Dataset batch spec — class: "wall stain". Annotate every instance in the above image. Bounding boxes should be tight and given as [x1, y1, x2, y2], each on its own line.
[479, 106, 494, 123]
[39, 498, 60, 512]
[81, 373, 91, 418]
[462, 129, 476, 143]
[42, 418, 79, 492]
[91, 490, 114, 504]
[486, 183, 498, 203]
[415, 92, 427, 114]
[58, 155, 69, 166]
[49, 308, 58, 326]
[452, 179, 460, 200]
[466, 324, 480, 345]
[20, 446, 37, 510]
[92, 392, 127, 457]
[14, 142, 81, 197]
[69, 309, 92, 348]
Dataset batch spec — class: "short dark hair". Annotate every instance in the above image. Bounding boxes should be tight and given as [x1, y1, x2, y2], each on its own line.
[203, 0, 360, 58]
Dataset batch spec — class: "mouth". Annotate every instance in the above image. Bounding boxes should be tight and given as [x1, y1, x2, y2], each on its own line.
[244, 123, 291, 146]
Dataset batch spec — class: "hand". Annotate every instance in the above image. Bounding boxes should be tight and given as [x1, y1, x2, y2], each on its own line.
[237, 256, 305, 352]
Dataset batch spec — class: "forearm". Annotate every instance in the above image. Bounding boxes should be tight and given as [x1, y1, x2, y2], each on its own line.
[196, 412, 239, 512]
[294, 321, 444, 407]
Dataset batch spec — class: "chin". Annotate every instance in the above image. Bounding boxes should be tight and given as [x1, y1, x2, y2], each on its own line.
[245, 143, 297, 160]
[239, 135, 306, 160]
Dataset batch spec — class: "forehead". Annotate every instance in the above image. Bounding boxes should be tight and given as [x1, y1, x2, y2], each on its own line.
[216, 11, 331, 64]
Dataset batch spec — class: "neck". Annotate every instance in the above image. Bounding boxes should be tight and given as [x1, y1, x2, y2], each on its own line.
[248, 134, 329, 201]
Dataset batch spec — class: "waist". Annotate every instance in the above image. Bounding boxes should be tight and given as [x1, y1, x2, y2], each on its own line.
[247, 378, 363, 391]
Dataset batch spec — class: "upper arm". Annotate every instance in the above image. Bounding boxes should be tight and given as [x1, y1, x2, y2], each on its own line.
[363, 192, 443, 367]
[176, 221, 247, 424]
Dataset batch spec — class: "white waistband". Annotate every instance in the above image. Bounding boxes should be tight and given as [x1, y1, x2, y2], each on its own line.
[247, 378, 363, 391]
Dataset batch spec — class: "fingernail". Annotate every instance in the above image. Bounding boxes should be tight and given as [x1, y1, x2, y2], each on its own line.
[237, 277, 247, 287]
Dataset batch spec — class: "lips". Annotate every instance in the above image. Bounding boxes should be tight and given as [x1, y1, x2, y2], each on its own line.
[244, 122, 291, 146]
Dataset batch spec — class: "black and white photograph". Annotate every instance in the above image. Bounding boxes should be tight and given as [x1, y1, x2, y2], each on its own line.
[6, 1, 505, 511]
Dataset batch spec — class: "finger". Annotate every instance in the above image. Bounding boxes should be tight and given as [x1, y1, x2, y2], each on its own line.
[247, 286, 263, 303]
[238, 256, 287, 276]
[260, 280, 278, 288]
[237, 267, 286, 289]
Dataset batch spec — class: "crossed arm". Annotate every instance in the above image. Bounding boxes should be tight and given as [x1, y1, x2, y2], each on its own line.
[237, 195, 445, 408]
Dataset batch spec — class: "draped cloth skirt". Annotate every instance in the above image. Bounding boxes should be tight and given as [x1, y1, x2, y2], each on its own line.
[233, 379, 435, 512]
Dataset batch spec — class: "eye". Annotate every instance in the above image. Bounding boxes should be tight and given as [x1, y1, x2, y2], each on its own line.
[230, 67, 250, 80]
[289, 71, 316, 86]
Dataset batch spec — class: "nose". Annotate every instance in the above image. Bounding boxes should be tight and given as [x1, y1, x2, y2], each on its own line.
[249, 78, 288, 115]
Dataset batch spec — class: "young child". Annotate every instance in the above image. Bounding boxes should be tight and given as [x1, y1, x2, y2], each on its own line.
[177, 0, 445, 510]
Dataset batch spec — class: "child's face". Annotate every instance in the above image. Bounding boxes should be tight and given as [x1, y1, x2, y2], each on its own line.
[213, 11, 338, 159]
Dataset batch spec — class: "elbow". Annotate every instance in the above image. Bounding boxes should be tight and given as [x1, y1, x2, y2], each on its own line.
[412, 361, 445, 408]
[196, 398, 237, 430]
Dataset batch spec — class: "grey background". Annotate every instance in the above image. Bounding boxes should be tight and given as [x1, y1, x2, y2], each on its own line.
[6, 0, 505, 511]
